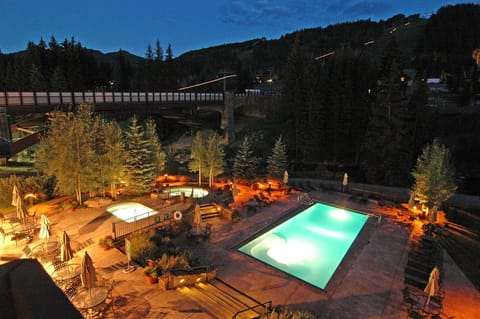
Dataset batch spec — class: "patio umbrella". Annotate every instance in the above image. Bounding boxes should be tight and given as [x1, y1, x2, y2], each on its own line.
[38, 214, 51, 241]
[60, 231, 73, 262]
[193, 204, 201, 229]
[342, 172, 348, 192]
[424, 266, 440, 306]
[12, 185, 29, 223]
[283, 171, 289, 184]
[81, 251, 97, 301]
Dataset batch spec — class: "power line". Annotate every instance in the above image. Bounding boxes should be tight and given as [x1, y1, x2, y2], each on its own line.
[178, 74, 237, 91]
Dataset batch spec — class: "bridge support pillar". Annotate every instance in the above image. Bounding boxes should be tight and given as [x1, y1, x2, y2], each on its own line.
[221, 92, 235, 144]
[0, 107, 12, 163]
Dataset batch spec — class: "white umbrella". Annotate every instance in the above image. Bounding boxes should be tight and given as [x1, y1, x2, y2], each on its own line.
[283, 171, 289, 184]
[60, 231, 73, 262]
[342, 172, 348, 192]
[424, 266, 440, 306]
[39, 214, 51, 240]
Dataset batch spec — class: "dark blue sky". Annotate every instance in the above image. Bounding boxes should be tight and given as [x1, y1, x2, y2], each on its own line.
[1, 0, 477, 57]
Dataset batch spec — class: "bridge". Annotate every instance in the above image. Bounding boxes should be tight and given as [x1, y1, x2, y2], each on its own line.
[0, 91, 279, 162]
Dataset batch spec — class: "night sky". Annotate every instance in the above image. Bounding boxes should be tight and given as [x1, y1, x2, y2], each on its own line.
[1, 0, 477, 57]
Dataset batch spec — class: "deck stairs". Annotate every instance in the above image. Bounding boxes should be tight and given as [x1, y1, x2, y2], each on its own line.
[199, 203, 221, 221]
[177, 279, 267, 319]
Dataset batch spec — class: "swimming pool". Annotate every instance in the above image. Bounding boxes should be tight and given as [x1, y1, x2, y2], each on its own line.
[163, 186, 208, 198]
[107, 202, 157, 222]
[238, 202, 368, 290]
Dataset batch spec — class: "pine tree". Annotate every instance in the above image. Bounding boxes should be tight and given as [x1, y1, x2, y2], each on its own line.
[145, 118, 166, 178]
[233, 136, 257, 181]
[50, 66, 68, 91]
[124, 115, 155, 193]
[360, 36, 413, 185]
[96, 120, 125, 200]
[280, 35, 308, 160]
[145, 44, 154, 60]
[267, 136, 288, 180]
[155, 40, 163, 61]
[29, 64, 46, 91]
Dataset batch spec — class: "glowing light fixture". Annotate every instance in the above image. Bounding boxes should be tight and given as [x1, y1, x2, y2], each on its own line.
[329, 208, 350, 221]
[267, 238, 314, 266]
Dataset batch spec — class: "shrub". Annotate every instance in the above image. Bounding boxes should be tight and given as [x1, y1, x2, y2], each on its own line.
[98, 235, 115, 249]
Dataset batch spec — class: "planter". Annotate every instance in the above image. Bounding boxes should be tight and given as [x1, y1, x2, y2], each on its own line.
[146, 275, 158, 284]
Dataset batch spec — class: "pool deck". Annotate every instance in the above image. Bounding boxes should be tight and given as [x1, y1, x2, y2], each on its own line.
[1, 188, 479, 318]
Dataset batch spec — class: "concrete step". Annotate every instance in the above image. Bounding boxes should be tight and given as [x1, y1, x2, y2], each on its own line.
[177, 281, 262, 319]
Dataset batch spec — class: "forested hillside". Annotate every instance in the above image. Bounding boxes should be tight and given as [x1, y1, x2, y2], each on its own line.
[0, 4, 479, 193]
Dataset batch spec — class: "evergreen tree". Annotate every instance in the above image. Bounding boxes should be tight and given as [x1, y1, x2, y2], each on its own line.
[50, 66, 68, 91]
[29, 64, 46, 91]
[360, 36, 413, 185]
[124, 115, 156, 193]
[279, 35, 308, 160]
[96, 120, 126, 200]
[145, 118, 166, 178]
[165, 44, 173, 60]
[233, 136, 257, 181]
[145, 44, 154, 60]
[155, 39, 163, 61]
[112, 50, 132, 90]
[267, 136, 288, 180]
[411, 139, 457, 210]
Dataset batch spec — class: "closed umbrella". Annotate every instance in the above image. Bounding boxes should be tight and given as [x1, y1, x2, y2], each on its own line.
[81, 251, 97, 301]
[12, 185, 28, 223]
[60, 231, 73, 262]
[39, 214, 51, 241]
[283, 171, 289, 184]
[424, 266, 440, 306]
[342, 172, 348, 192]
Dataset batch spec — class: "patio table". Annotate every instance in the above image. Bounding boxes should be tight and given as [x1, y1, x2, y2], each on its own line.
[30, 241, 60, 262]
[71, 286, 108, 317]
[52, 263, 81, 287]
[12, 221, 38, 244]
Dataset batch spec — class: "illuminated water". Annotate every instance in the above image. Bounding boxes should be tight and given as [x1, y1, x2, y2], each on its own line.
[238, 203, 368, 289]
[163, 186, 208, 198]
[107, 202, 157, 222]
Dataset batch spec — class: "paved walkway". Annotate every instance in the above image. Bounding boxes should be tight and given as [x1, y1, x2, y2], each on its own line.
[1, 188, 479, 318]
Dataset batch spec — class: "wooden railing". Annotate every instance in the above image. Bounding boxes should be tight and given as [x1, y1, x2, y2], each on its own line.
[111, 200, 193, 240]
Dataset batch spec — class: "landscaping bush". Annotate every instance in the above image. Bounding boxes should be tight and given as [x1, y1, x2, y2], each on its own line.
[262, 306, 316, 319]
[128, 228, 200, 268]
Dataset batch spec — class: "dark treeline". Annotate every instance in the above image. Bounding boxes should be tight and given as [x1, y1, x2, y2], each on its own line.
[0, 4, 479, 190]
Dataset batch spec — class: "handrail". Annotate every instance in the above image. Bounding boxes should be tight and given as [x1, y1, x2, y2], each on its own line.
[0, 91, 225, 107]
[231, 300, 272, 319]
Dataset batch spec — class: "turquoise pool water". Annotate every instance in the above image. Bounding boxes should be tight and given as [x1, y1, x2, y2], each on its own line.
[163, 186, 208, 198]
[238, 203, 368, 290]
[107, 202, 157, 222]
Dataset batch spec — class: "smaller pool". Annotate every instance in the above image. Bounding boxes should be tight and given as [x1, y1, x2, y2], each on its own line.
[163, 186, 208, 198]
[107, 202, 157, 222]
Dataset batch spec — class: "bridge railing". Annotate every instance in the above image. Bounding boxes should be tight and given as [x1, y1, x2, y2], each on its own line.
[0, 91, 224, 107]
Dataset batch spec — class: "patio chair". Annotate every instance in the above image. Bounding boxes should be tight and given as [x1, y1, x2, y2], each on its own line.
[65, 285, 78, 300]
[22, 245, 32, 257]
[407, 307, 428, 319]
